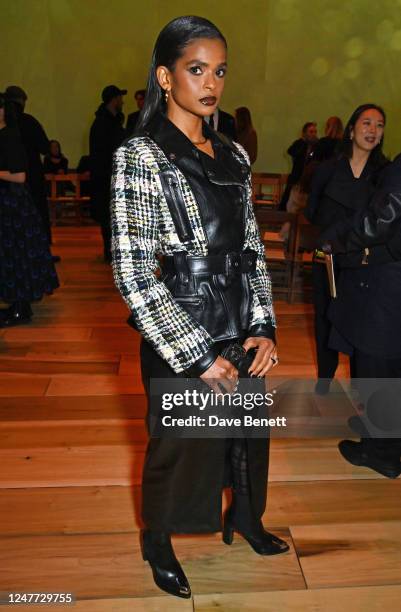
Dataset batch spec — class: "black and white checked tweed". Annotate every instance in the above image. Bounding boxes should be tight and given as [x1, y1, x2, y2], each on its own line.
[110, 136, 276, 373]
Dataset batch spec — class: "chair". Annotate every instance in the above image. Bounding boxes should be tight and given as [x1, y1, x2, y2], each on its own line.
[252, 173, 282, 208]
[289, 213, 320, 302]
[254, 208, 298, 302]
[46, 173, 91, 225]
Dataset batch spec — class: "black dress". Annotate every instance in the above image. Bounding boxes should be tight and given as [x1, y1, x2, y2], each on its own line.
[0, 126, 59, 303]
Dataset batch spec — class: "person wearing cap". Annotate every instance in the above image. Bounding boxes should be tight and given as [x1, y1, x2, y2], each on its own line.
[89, 85, 127, 262]
[5, 86, 53, 246]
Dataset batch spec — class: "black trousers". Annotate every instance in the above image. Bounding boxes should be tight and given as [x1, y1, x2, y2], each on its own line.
[139, 338, 269, 534]
[353, 349, 401, 461]
[101, 223, 112, 260]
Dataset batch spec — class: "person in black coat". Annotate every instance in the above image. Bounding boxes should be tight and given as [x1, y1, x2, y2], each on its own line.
[305, 105, 388, 395]
[278, 121, 318, 210]
[5, 86, 52, 244]
[313, 116, 343, 162]
[126, 89, 145, 136]
[315, 106, 401, 478]
[89, 85, 127, 262]
[206, 107, 236, 140]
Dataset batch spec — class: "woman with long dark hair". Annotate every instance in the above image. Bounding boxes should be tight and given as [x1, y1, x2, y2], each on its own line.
[235, 106, 257, 164]
[0, 93, 59, 326]
[305, 104, 388, 395]
[43, 140, 69, 174]
[111, 15, 288, 600]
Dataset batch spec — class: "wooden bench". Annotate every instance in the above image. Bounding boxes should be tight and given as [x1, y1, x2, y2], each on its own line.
[45, 173, 91, 225]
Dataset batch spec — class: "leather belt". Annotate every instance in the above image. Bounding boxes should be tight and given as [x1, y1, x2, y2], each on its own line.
[162, 251, 257, 275]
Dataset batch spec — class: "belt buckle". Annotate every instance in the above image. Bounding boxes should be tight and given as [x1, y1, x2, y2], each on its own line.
[227, 252, 241, 275]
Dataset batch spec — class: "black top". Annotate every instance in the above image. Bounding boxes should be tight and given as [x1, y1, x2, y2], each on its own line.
[12, 105, 49, 194]
[126, 110, 140, 137]
[306, 156, 390, 267]
[0, 126, 26, 185]
[43, 155, 69, 174]
[287, 138, 316, 182]
[145, 113, 248, 254]
[313, 137, 340, 162]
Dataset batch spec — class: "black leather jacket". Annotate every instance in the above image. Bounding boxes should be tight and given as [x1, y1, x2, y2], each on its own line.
[138, 114, 274, 375]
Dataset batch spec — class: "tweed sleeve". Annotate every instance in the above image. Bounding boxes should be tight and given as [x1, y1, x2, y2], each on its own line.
[233, 143, 276, 336]
[110, 144, 216, 373]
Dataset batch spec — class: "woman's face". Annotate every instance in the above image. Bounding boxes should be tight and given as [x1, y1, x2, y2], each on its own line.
[351, 109, 385, 153]
[50, 141, 60, 156]
[158, 37, 227, 118]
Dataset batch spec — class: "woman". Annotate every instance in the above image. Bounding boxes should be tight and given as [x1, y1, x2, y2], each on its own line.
[111, 16, 288, 600]
[235, 106, 257, 164]
[305, 104, 388, 394]
[317, 125, 401, 479]
[0, 93, 59, 326]
[43, 139, 68, 174]
[313, 116, 343, 162]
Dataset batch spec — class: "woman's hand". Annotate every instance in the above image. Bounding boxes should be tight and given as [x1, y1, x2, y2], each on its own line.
[200, 356, 238, 395]
[243, 336, 278, 377]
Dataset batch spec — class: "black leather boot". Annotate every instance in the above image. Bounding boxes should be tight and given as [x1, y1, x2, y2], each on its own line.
[0, 301, 32, 327]
[140, 530, 191, 599]
[223, 492, 289, 555]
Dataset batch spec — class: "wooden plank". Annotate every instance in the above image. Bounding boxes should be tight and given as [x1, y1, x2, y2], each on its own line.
[2, 327, 92, 342]
[291, 521, 401, 588]
[0, 480, 401, 538]
[194, 585, 401, 611]
[0, 376, 50, 397]
[0, 395, 147, 422]
[0, 531, 304, 599]
[45, 375, 145, 396]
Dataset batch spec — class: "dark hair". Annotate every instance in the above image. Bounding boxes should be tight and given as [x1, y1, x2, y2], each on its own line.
[49, 139, 63, 157]
[302, 121, 316, 135]
[0, 92, 18, 127]
[136, 16, 227, 132]
[235, 107, 253, 133]
[341, 104, 386, 166]
[325, 116, 343, 140]
[135, 89, 146, 98]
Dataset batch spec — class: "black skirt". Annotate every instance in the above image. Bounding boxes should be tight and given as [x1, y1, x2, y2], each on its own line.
[0, 183, 59, 303]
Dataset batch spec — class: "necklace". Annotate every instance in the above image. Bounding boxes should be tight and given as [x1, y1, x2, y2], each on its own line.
[191, 137, 207, 145]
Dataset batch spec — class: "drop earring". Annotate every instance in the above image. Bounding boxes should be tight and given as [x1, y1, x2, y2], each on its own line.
[165, 90, 169, 103]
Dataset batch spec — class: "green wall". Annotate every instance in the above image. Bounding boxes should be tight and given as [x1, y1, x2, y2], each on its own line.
[2, 0, 401, 171]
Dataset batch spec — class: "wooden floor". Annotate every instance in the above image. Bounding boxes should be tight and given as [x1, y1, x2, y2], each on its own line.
[0, 227, 400, 611]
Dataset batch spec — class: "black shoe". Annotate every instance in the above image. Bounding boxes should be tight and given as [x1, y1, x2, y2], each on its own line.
[140, 530, 191, 599]
[0, 302, 32, 328]
[223, 493, 289, 555]
[338, 440, 401, 479]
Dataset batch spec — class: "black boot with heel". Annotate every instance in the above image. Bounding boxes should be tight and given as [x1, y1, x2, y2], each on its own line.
[223, 491, 289, 555]
[140, 529, 191, 599]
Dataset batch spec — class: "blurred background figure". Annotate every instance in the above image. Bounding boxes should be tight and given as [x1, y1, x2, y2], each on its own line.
[206, 106, 237, 140]
[89, 85, 127, 263]
[44, 140, 69, 197]
[126, 89, 146, 136]
[278, 121, 318, 210]
[235, 106, 257, 164]
[314, 116, 344, 162]
[5, 85, 53, 245]
[0, 92, 59, 327]
[43, 140, 68, 174]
